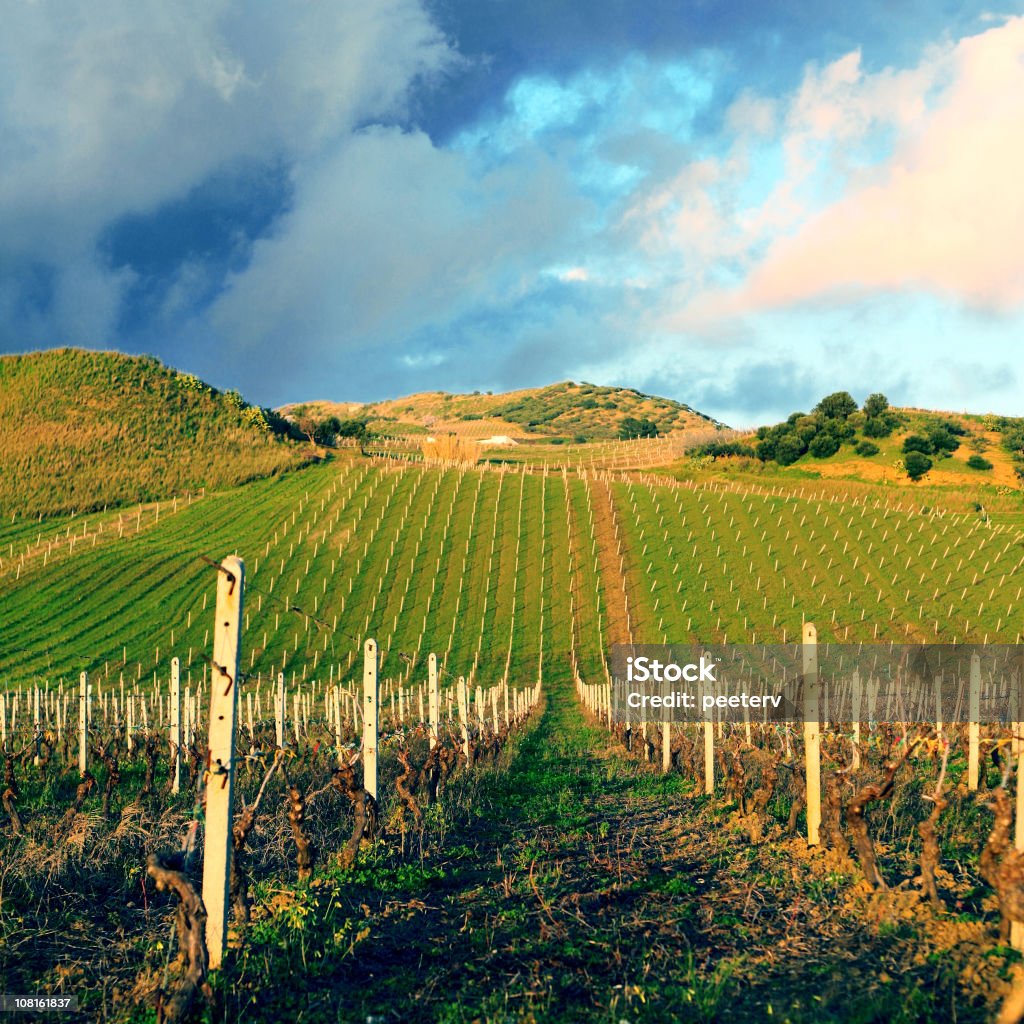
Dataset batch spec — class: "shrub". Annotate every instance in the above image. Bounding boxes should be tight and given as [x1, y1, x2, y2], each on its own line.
[813, 391, 858, 420]
[691, 441, 756, 459]
[863, 393, 890, 418]
[808, 433, 840, 458]
[904, 451, 933, 480]
[863, 415, 897, 438]
[855, 441, 880, 457]
[966, 454, 993, 470]
[774, 434, 806, 466]
[618, 417, 659, 440]
[903, 435, 933, 455]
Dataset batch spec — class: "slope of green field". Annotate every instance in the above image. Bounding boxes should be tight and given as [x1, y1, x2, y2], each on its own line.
[2, 455, 1022, 692]
[0, 348, 307, 516]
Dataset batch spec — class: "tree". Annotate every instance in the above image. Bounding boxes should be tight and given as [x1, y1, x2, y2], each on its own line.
[863, 393, 890, 418]
[863, 415, 896, 438]
[903, 435, 933, 456]
[966, 454, 993, 470]
[904, 451, 932, 480]
[618, 417, 659, 440]
[855, 440, 880, 457]
[774, 434, 806, 466]
[813, 391, 858, 420]
[809, 433, 840, 458]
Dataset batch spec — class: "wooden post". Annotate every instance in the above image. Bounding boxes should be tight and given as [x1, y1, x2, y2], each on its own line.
[803, 623, 821, 847]
[202, 555, 244, 970]
[275, 672, 285, 748]
[968, 654, 981, 791]
[661, 721, 671, 774]
[1013, 652, 1024, 951]
[78, 671, 89, 777]
[170, 658, 181, 794]
[362, 640, 378, 802]
[703, 675, 714, 795]
[851, 668, 862, 747]
[457, 675, 470, 759]
[428, 653, 439, 749]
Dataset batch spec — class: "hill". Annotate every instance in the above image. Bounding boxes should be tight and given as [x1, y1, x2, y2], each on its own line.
[0, 348, 308, 517]
[281, 380, 723, 442]
[684, 394, 1024, 497]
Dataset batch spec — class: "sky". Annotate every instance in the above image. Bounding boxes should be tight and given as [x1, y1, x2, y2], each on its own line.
[2, 1, 1023, 427]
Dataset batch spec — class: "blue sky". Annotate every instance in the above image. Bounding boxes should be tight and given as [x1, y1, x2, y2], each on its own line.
[2, 1, 1023, 426]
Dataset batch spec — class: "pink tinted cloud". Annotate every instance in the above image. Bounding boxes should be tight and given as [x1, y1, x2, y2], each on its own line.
[745, 17, 1024, 312]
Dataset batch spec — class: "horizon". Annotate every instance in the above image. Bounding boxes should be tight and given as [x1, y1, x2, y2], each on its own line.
[2, 4, 1023, 425]
[5, 344, 1017, 434]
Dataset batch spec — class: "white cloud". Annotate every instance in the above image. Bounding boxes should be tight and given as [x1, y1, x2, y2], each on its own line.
[0, 0, 453, 343]
[209, 127, 585, 362]
[745, 17, 1024, 311]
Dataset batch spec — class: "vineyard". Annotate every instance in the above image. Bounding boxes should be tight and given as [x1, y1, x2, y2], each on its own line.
[3, 440, 1024, 1021]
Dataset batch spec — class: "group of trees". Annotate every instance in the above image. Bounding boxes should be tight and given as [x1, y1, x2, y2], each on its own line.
[754, 391, 890, 466]
[289, 409, 369, 447]
[618, 417, 660, 440]
[900, 419, 965, 479]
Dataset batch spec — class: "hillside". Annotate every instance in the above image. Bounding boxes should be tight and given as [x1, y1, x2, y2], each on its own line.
[0, 348, 308, 517]
[281, 380, 723, 442]
[684, 398, 1024, 498]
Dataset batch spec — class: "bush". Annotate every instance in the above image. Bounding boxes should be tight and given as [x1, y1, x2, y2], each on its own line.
[863, 393, 890, 418]
[774, 434, 806, 466]
[855, 441, 880, 457]
[618, 417, 659, 440]
[808, 433, 840, 458]
[903, 435, 933, 455]
[863, 415, 897, 438]
[928, 425, 961, 456]
[905, 451, 933, 480]
[691, 441, 756, 459]
[966, 454, 993, 470]
[813, 391, 858, 420]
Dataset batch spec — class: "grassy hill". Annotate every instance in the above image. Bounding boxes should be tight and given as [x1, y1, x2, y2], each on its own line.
[685, 404, 1024, 501]
[0, 349, 309, 517]
[282, 380, 723, 442]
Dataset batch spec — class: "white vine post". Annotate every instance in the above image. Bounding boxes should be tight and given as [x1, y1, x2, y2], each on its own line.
[428, 653, 439, 749]
[661, 720, 671, 774]
[78, 671, 89, 777]
[170, 657, 181, 795]
[362, 639, 378, 801]
[457, 675, 470, 759]
[202, 555, 244, 971]
[703, 676, 714, 795]
[275, 672, 285, 748]
[851, 669, 862, 747]
[803, 622, 821, 847]
[968, 654, 981, 791]
[1013, 650, 1024, 951]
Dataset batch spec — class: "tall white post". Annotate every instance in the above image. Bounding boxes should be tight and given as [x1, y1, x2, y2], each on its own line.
[362, 640, 379, 801]
[201, 555, 244, 971]
[457, 675, 470, 759]
[78, 671, 89, 777]
[803, 622, 821, 847]
[276, 672, 285, 748]
[968, 654, 981, 791]
[428, 653, 439, 749]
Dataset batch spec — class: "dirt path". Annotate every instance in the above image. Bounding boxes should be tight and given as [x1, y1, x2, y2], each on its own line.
[235, 676, 996, 1024]
[585, 476, 635, 645]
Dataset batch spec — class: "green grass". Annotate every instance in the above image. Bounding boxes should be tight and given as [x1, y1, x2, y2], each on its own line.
[0, 349, 308, 517]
